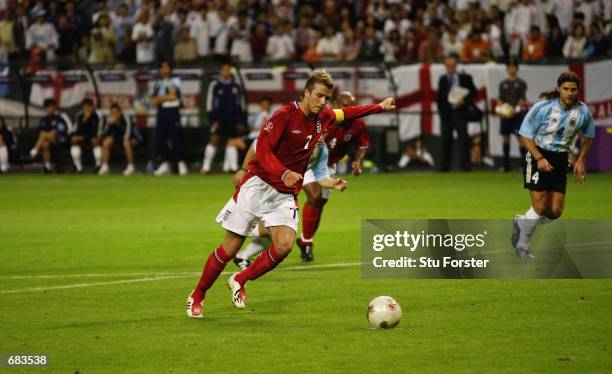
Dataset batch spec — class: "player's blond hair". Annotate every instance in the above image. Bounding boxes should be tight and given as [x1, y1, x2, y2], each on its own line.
[304, 69, 334, 92]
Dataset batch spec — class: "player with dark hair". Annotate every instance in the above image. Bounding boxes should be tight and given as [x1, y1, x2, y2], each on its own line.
[98, 104, 137, 176]
[70, 98, 104, 173]
[496, 60, 527, 172]
[29, 98, 73, 173]
[297, 91, 370, 262]
[186, 69, 396, 318]
[201, 63, 246, 174]
[152, 61, 188, 176]
[511, 71, 595, 259]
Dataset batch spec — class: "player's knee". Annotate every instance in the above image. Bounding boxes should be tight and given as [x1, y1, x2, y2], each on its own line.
[548, 206, 564, 219]
[274, 240, 293, 254]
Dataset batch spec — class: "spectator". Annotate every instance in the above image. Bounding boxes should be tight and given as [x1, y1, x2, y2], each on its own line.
[549, 0, 574, 33]
[461, 31, 491, 62]
[29, 98, 72, 173]
[229, 13, 253, 63]
[154, 7, 175, 64]
[437, 55, 477, 172]
[359, 25, 382, 61]
[89, 28, 114, 64]
[26, 8, 58, 62]
[295, 16, 317, 58]
[77, 34, 91, 62]
[586, 21, 609, 57]
[315, 25, 342, 61]
[505, 0, 535, 57]
[418, 27, 445, 63]
[111, 3, 133, 58]
[546, 17, 566, 59]
[563, 23, 588, 59]
[174, 27, 197, 62]
[64, 1, 83, 30]
[212, 7, 236, 60]
[380, 29, 401, 63]
[443, 28, 464, 57]
[98, 103, 136, 176]
[485, 19, 504, 59]
[0, 11, 16, 57]
[340, 28, 362, 61]
[55, 15, 80, 61]
[522, 25, 546, 61]
[132, 11, 154, 64]
[250, 23, 269, 62]
[189, 7, 210, 60]
[266, 22, 295, 62]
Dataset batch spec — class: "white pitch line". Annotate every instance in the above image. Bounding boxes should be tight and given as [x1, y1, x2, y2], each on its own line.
[0, 262, 363, 294]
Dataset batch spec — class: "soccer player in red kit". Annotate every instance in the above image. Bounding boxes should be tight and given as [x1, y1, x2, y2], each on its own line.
[298, 91, 370, 261]
[186, 70, 395, 318]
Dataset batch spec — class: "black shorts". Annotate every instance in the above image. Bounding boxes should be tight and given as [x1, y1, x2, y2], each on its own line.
[210, 113, 244, 138]
[73, 125, 100, 140]
[523, 147, 568, 194]
[500, 115, 523, 136]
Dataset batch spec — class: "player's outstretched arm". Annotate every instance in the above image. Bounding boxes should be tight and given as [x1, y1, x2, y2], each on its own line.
[333, 98, 396, 124]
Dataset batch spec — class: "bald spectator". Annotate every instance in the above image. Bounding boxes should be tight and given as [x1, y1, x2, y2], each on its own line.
[174, 27, 197, 62]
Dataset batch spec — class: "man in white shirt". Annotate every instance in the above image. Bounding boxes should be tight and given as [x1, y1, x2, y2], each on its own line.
[266, 22, 295, 61]
[315, 25, 342, 61]
[131, 11, 154, 64]
[189, 7, 210, 59]
[26, 9, 58, 62]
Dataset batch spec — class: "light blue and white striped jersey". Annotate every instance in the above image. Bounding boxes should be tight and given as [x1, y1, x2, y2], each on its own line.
[519, 98, 595, 152]
[152, 77, 182, 108]
[309, 143, 331, 181]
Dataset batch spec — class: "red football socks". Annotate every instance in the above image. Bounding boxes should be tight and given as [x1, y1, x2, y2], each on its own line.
[235, 245, 286, 285]
[194, 246, 232, 300]
[301, 204, 322, 242]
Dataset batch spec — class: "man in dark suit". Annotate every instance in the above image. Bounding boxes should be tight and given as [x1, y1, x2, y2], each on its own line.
[437, 55, 477, 171]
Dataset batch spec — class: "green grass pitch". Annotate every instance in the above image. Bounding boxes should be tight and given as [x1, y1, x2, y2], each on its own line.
[1, 173, 611, 373]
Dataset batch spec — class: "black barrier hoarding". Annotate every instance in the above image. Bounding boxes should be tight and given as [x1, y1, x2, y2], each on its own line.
[362, 220, 612, 279]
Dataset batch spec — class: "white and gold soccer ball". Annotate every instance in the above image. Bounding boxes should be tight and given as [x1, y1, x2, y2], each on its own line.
[367, 296, 402, 329]
[498, 103, 515, 119]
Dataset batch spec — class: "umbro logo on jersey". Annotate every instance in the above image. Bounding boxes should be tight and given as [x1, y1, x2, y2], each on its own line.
[291, 129, 302, 134]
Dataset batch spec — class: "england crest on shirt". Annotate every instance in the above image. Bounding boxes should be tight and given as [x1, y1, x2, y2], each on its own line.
[316, 120, 321, 134]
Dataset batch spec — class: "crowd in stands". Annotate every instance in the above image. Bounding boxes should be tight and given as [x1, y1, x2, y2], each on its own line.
[0, 0, 611, 69]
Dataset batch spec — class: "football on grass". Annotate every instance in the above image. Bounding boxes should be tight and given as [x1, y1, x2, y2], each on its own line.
[367, 296, 402, 329]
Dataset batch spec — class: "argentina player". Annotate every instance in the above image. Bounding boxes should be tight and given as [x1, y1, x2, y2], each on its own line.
[511, 72, 595, 259]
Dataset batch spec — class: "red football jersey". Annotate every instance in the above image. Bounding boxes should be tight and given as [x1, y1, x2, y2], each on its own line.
[325, 118, 370, 166]
[245, 101, 382, 195]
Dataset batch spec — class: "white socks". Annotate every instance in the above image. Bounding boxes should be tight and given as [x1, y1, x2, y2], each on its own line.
[236, 237, 268, 260]
[0, 145, 9, 172]
[517, 207, 557, 249]
[70, 145, 82, 172]
[227, 146, 238, 171]
[398, 154, 410, 168]
[93, 146, 102, 167]
[202, 144, 216, 171]
[30, 148, 38, 158]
